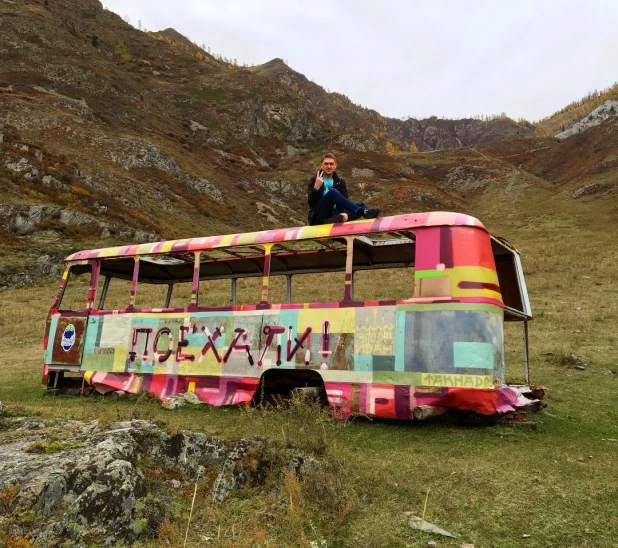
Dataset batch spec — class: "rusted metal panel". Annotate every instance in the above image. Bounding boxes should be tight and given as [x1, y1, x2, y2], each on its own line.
[50, 317, 87, 366]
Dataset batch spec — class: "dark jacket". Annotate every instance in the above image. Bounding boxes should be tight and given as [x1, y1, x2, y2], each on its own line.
[307, 171, 348, 225]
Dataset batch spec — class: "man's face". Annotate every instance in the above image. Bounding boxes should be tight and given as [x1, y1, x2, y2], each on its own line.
[320, 157, 336, 176]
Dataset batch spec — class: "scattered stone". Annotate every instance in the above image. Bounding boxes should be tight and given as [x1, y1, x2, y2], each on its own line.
[41, 174, 67, 189]
[461, 544, 475, 548]
[336, 134, 378, 152]
[406, 513, 457, 538]
[561, 353, 587, 370]
[577, 456, 585, 462]
[352, 167, 375, 178]
[426, 542, 438, 548]
[189, 119, 208, 132]
[285, 144, 308, 156]
[522, 534, 531, 538]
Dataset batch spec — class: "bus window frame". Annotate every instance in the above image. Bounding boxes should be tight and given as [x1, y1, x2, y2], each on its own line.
[91, 257, 137, 313]
[55, 260, 97, 313]
[93, 254, 199, 313]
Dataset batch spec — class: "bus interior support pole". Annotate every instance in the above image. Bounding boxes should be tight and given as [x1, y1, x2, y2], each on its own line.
[165, 284, 172, 309]
[351, 270, 355, 301]
[523, 319, 530, 385]
[98, 276, 111, 309]
[286, 275, 292, 304]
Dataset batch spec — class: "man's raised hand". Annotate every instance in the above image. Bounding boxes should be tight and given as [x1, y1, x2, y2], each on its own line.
[314, 170, 323, 189]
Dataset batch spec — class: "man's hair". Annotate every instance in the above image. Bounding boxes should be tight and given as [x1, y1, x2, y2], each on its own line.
[321, 152, 336, 162]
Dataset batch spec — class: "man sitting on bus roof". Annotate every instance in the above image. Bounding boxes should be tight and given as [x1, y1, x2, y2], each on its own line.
[307, 152, 380, 225]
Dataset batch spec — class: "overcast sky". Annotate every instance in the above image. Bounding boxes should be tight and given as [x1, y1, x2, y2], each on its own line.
[102, 0, 618, 122]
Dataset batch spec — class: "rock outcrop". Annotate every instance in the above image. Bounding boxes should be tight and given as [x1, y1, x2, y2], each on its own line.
[0, 409, 314, 546]
[555, 99, 618, 139]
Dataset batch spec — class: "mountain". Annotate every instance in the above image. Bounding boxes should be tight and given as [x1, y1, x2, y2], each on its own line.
[1, 0, 617, 287]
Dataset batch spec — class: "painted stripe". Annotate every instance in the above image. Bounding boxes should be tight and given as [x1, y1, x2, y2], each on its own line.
[415, 270, 444, 279]
[458, 281, 501, 293]
[63, 212, 488, 261]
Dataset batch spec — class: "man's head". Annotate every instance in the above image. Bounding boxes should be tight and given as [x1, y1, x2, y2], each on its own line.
[320, 153, 337, 177]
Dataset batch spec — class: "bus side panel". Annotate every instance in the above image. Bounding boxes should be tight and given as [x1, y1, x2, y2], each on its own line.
[78, 304, 505, 417]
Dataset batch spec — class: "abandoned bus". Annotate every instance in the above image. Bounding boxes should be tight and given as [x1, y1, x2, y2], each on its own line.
[43, 211, 542, 419]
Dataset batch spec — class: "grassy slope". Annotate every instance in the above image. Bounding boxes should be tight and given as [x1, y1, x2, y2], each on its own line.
[1, 180, 617, 547]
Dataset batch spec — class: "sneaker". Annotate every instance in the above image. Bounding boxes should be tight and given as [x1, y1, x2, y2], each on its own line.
[363, 207, 380, 219]
[324, 213, 347, 224]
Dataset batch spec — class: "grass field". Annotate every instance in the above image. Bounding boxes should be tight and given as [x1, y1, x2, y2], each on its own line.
[1, 189, 617, 547]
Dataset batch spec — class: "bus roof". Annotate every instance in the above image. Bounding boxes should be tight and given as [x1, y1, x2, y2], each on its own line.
[65, 211, 486, 262]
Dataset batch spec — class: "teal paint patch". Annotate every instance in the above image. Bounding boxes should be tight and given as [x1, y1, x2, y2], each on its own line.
[83, 316, 100, 355]
[373, 355, 395, 371]
[415, 270, 444, 279]
[277, 310, 299, 332]
[394, 312, 406, 372]
[275, 309, 300, 357]
[354, 354, 373, 372]
[45, 316, 59, 363]
[138, 361, 154, 374]
[131, 317, 160, 327]
[453, 342, 495, 369]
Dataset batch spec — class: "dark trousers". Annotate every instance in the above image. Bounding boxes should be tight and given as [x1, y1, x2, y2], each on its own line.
[310, 189, 367, 225]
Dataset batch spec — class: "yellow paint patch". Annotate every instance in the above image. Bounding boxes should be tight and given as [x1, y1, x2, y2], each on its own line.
[218, 234, 236, 247]
[160, 241, 177, 253]
[298, 307, 355, 333]
[302, 224, 333, 239]
[128, 375, 143, 393]
[178, 348, 223, 376]
[112, 346, 128, 372]
[136, 243, 156, 255]
[84, 371, 94, 383]
[99, 247, 125, 258]
[448, 266, 502, 300]
[188, 381, 196, 393]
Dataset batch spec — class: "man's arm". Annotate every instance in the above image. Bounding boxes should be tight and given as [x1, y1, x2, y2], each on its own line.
[307, 172, 323, 207]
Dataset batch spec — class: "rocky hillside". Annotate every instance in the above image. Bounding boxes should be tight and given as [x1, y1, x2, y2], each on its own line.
[1, 0, 616, 288]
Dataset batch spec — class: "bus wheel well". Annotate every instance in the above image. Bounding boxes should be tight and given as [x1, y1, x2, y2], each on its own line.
[46, 371, 84, 396]
[253, 369, 327, 405]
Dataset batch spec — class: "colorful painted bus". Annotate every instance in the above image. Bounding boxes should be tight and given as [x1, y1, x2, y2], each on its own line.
[43, 212, 542, 419]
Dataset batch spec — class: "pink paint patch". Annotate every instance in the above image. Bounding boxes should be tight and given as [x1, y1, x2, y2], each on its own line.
[415, 227, 442, 269]
[496, 386, 536, 413]
[90, 372, 136, 394]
